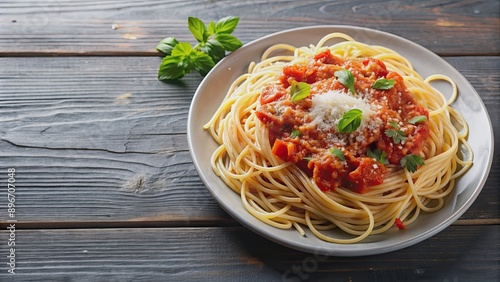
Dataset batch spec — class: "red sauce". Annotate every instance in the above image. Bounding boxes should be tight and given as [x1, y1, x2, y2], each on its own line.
[256, 50, 430, 193]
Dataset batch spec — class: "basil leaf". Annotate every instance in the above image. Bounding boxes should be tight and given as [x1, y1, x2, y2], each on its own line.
[188, 17, 208, 42]
[192, 52, 215, 76]
[330, 147, 345, 161]
[215, 34, 243, 51]
[338, 109, 362, 133]
[207, 21, 216, 37]
[372, 78, 395, 90]
[408, 115, 427, 124]
[159, 43, 197, 81]
[158, 56, 186, 80]
[156, 37, 179, 55]
[290, 129, 302, 138]
[215, 16, 240, 34]
[334, 69, 356, 94]
[171, 42, 193, 57]
[400, 154, 425, 173]
[290, 81, 310, 102]
[199, 39, 226, 64]
[367, 148, 389, 165]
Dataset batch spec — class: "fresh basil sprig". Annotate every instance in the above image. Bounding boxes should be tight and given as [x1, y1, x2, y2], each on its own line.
[338, 109, 362, 133]
[372, 78, 395, 90]
[334, 69, 356, 94]
[400, 154, 425, 173]
[156, 16, 242, 80]
[290, 81, 311, 102]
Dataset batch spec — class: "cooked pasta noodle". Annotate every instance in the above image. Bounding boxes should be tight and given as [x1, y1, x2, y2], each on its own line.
[203, 32, 473, 243]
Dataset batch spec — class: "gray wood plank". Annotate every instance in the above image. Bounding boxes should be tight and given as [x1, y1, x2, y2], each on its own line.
[0, 0, 498, 55]
[0, 56, 498, 226]
[0, 226, 498, 281]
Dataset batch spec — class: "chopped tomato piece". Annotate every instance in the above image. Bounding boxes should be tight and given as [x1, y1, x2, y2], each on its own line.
[260, 84, 286, 105]
[314, 49, 344, 65]
[286, 142, 296, 158]
[347, 157, 387, 193]
[280, 65, 306, 87]
[280, 66, 318, 87]
[271, 139, 288, 161]
[312, 163, 341, 192]
[386, 72, 405, 93]
[395, 218, 406, 230]
[362, 58, 389, 77]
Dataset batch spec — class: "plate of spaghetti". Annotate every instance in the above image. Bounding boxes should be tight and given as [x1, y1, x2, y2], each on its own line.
[187, 26, 493, 256]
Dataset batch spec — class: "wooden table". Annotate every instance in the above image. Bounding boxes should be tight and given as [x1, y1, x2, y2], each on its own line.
[1, 1, 498, 280]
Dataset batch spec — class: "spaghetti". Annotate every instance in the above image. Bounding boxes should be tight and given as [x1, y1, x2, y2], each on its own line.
[203, 32, 473, 243]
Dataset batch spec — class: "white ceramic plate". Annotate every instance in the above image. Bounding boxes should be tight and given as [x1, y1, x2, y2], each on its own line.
[187, 26, 494, 256]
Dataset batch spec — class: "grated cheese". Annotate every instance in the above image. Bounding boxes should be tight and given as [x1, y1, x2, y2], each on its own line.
[308, 90, 377, 132]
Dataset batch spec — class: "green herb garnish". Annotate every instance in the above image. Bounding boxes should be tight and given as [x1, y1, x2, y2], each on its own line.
[372, 78, 396, 90]
[408, 115, 427, 124]
[290, 81, 311, 102]
[385, 129, 406, 144]
[330, 147, 346, 161]
[156, 16, 242, 80]
[400, 154, 425, 173]
[290, 129, 302, 138]
[367, 148, 389, 165]
[156, 37, 179, 55]
[385, 121, 406, 144]
[338, 109, 362, 133]
[334, 69, 356, 94]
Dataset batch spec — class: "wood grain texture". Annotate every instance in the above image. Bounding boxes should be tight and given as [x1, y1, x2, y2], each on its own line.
[0, 226, 498, 281]
[0, 1, 498, 280]
[0, 0, 498, 56]
[0, 56, 498, 226]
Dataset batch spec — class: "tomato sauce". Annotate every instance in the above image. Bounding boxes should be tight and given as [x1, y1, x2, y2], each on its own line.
[256, 50, 430, 193]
